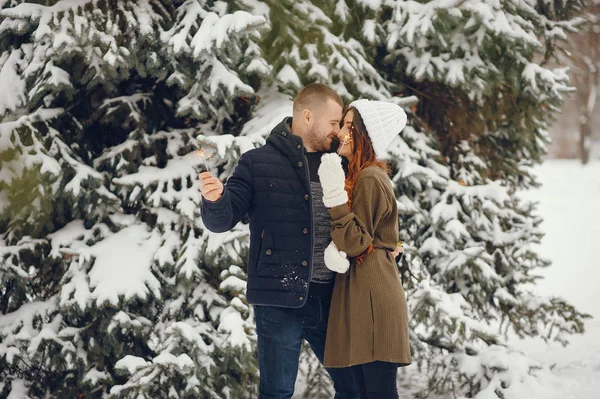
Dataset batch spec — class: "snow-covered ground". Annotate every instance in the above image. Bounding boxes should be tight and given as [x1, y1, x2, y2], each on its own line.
[510, 159, 600, 399]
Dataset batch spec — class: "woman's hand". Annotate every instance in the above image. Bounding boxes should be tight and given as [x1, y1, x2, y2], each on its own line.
[391, 244, 403, 258]
[324, 241, 349, 273]
[318, 153, 348, 208]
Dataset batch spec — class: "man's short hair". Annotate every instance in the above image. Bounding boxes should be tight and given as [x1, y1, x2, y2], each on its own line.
[293, 83, 343, 114]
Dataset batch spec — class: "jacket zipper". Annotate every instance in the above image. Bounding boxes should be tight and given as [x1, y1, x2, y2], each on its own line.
[304, 151, 313, 305]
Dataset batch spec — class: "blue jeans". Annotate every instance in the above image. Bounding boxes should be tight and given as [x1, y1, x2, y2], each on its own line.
[254, 295, 359, 399]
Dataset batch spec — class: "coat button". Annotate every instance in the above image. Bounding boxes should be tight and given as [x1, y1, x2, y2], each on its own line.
[297, 144, 301, 149]
[303, 228, 308, 234]
[299, 296, 304, 301]
[282, 132, 287, 136]
[304, 194, 309, 200]
[302, 260, 308, 266]
[265, 249, 272, 255]
[298, 161, 303, 167]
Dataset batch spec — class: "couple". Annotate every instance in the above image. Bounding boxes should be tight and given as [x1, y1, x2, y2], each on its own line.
[200, 83, 411, 399]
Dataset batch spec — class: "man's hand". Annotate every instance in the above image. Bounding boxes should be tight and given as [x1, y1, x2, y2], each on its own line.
[200, 172, 224, 202]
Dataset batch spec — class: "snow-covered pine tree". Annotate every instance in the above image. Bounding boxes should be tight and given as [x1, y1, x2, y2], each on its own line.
[404, 139, 589, 397]
[256, 0, 391, 100]
[0, 1, 267, 397]
[380, 0, 584, 187]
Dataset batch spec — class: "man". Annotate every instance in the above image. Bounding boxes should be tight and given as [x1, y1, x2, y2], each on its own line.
[200, 83, 358, 399]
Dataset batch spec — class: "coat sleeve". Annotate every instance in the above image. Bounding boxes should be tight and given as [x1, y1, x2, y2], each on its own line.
[328, 175, 391, 257]
[200, 152, 253, 233]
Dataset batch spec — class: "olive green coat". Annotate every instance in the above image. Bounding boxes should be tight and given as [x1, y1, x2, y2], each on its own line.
[324, 166, 412, 368]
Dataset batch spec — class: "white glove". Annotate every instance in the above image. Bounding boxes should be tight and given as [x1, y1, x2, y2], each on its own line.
[318, 153, 348, 208]
[324, 241, 349, 273]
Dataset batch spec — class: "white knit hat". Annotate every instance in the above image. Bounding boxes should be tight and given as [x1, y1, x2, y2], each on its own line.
[349, 99, 407, 158]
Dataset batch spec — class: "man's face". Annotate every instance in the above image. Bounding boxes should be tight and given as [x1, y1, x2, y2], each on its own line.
[306, 99, 342, 152]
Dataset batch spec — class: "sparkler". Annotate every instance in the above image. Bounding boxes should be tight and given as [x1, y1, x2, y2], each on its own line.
[189, 147, 215, 171]
[337, 131, 352, 155]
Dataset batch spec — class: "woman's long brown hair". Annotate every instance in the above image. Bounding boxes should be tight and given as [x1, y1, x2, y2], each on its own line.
[344, 107, 390, 265]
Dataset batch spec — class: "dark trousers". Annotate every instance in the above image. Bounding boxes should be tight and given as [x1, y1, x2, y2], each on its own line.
[254, 294, 359, 399]
[350, 361, 399, 399]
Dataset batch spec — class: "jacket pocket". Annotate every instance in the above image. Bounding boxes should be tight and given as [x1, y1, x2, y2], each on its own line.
[256, 227, 270, 267]
[258, 227, 266, 259]
[248, 227, 264, 276]
[256, 227, 287, 278]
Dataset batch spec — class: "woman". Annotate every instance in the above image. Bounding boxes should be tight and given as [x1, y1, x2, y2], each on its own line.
[317, 99, 411, 399]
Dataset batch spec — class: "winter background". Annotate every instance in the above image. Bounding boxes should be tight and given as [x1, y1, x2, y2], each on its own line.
[0, 1, 599, 399]
[509, 161, 600, 399]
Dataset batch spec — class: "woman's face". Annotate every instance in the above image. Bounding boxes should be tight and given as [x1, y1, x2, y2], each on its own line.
[337, 109, 354, 159]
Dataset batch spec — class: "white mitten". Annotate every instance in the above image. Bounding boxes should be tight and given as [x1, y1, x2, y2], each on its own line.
[324, 241, 349, 273]
[318, 153, 348, 208]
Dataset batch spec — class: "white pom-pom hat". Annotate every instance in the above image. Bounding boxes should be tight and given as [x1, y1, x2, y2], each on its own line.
[349, 99, 407, 158]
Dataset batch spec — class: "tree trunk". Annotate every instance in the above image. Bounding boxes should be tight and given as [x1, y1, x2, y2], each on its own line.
[579, 112, 590, 164]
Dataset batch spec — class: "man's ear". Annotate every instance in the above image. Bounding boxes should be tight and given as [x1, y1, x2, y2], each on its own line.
[302, 109, 312, 124]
